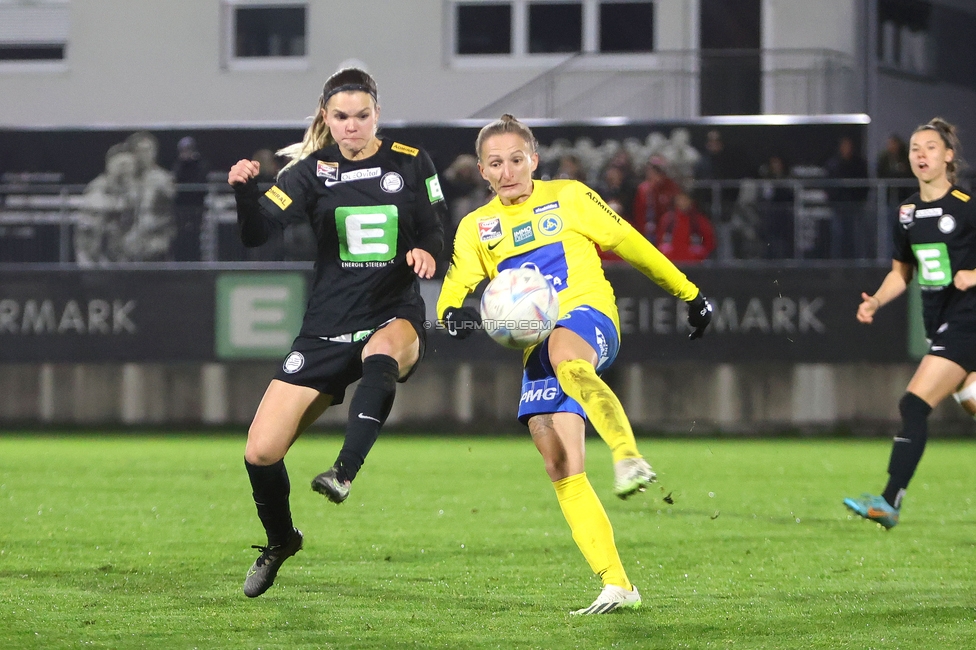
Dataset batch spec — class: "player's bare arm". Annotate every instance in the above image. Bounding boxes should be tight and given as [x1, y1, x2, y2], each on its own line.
[857, 259, 913, 324]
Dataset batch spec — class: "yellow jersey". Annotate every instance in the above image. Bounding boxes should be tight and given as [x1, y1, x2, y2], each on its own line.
[437, 179, 699, 333]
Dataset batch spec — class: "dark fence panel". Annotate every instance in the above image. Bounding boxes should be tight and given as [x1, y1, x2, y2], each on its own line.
[0, 269, 215, 362]
[607, 265, 906, 362]
[0, 265, 908, 364]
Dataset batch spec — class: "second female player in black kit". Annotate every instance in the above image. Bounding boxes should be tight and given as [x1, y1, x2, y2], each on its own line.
[227, 68, 445, 596]
[845, 118, 976, 529]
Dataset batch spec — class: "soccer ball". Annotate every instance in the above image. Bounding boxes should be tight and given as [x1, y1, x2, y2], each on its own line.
[480, 265, 559, 349]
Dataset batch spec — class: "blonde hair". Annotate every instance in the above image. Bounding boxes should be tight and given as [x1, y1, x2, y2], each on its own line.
[914, 117, 965, 184]
[277, 68, 379, 176]
[475, 114, 538, 161]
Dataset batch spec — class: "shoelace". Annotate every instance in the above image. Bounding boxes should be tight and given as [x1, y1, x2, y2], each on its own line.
[251, 545, 276, 567]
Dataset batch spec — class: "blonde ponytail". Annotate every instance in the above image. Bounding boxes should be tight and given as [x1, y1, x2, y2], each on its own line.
[276, 95, 335, 176]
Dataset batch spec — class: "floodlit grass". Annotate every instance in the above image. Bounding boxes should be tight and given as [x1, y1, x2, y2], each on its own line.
[1, 433, 974, 649]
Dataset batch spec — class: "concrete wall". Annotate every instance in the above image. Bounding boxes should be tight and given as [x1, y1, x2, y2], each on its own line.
[763, 0, 857, 55]
[0, 0, 867, 128]
[2, 361, 972, 436]
[0, 0, 544, 127]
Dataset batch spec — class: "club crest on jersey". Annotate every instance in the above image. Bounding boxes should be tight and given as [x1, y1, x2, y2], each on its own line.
[478, 217, 503, 242]
[512, 222, 536, 246]
[283, 351, 305, 374]
[539, 215, 563, 236]
[316, 160, 338, 180]
[533, 201, 559, 214]
[380, 172, 404, 193]
[938, 214, 956, 233]
[899, 204, 915, 224]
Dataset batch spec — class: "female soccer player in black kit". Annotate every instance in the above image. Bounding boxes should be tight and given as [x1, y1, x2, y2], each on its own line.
[845, 118, 976, 529]
[227, 68, 445, 596]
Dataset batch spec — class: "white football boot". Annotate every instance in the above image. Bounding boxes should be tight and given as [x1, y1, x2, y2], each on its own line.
[613, 457, 656, 499]
[572, 584, 642, 615]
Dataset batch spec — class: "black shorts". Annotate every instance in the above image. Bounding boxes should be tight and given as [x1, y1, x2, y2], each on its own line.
[927, 324, 976, 373]
[272, 317, 427, 404]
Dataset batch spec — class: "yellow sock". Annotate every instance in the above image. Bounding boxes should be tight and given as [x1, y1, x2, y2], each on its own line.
[553, 473, 631, 589]
[556, 358, 640, 463]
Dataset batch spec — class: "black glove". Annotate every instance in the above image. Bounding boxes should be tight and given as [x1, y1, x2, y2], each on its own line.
[686, 292, 713, 340]
[442, 306, 481, 340]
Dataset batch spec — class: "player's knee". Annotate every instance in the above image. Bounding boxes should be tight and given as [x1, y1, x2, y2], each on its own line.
[898, 392, 932, 422]
[953, 382, 976, 419]
[244, 431, 286, 466]
[244, 448, 282, 466]
[555, 358, 595, 387]
[543, 454, 569, 481]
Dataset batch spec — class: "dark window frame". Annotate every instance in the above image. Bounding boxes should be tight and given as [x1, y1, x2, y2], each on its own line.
[0, 44, 65, 62]
[456, 2, 513, 55]
[528, 2, 583, 54]
[598, 1, 654, 53]
[232, 4, 307, 59]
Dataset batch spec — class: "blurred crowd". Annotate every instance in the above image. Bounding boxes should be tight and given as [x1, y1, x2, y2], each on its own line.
[68, 127, 917, 267]
[440, 127, 917, 264]
[74, 132, 180, 265]
[73, 134, 317, 266]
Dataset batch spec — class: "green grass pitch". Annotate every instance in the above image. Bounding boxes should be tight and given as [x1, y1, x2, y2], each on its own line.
[1, 433, 975, 649]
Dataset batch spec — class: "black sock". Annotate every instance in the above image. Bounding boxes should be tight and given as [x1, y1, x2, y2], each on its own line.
[245, 459, 293, 547]
[882, 392, 931, 508]
[335, 354, 399, 482]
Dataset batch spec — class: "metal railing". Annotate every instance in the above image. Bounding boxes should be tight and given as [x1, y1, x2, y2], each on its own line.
[470, 49, 859, 120]
[685, 177, 920, 263]
[0, 178, 928, 267]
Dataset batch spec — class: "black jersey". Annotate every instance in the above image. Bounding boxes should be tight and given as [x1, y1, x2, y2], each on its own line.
[237, 138, 446, 338]
[893, 186, 976, 337]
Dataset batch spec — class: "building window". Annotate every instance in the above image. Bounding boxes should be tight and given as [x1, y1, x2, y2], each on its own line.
[456, 3, 512, 54]
[451, 0, 655, 61]
[877, 0, 930, 75]
[0, 1, 69, 65]
[233, 5, 306, 58]
[0, 45, 64, 61]
[529, 2, 582, 54]
[599, 2, 653, 53]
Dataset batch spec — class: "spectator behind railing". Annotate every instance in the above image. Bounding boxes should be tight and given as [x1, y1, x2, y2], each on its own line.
[655, 190, 715, 263]
[75, 143, 139, 266]
[825, 135, 869, 258]
[727, 180, 766, 259]
[876, 132, 914, 204]
[631, 156, 681, 241]
[554, 153, 587, 183]
[758, 155, 795, 258]
[594, 161, 637, 225]
[171, 136, 210, 261]
[123, 131, 176, 261]
[660, 127, 700, 188]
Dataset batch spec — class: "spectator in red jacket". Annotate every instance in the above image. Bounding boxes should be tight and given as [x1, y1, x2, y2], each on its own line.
[656, 191, 715, 263]
[631, 157, 681, 241]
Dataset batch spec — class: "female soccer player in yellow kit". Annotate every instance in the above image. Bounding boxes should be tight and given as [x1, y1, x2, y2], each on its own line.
[437, 115, 713, 614]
